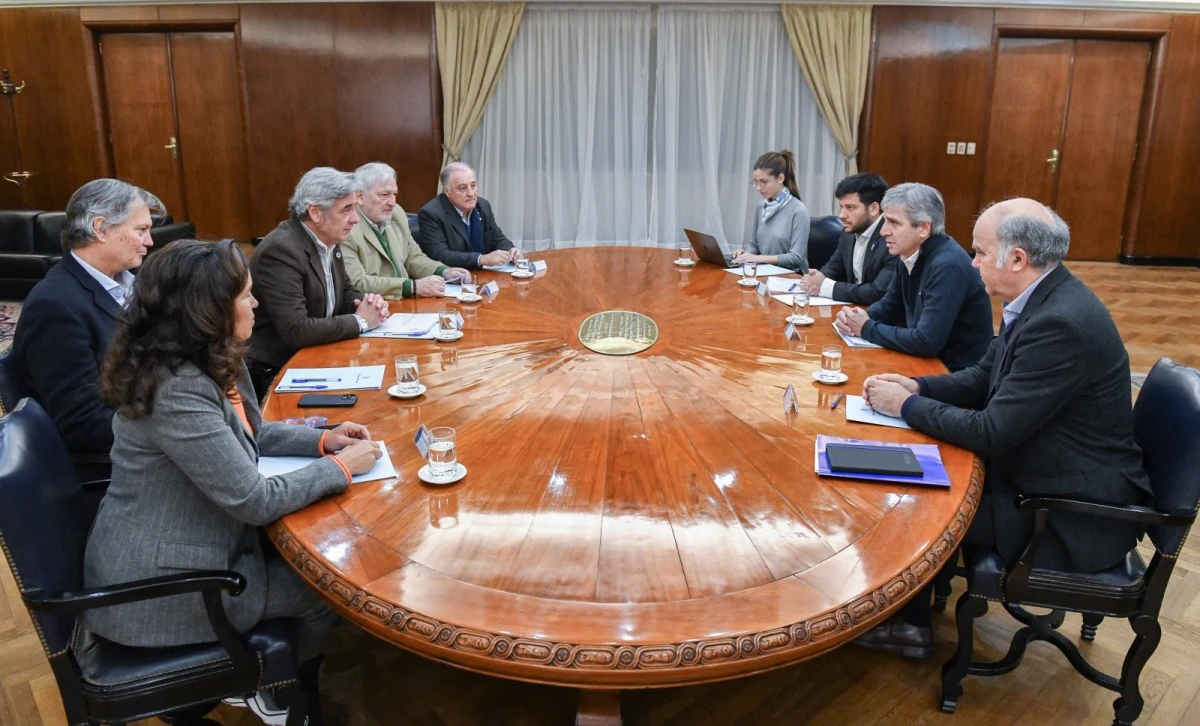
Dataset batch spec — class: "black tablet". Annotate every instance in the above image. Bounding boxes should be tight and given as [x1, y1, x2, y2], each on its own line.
[825, 443, 924, 477]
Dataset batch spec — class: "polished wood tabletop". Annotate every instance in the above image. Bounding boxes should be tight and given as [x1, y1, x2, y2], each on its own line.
[264, 248, 982, 691]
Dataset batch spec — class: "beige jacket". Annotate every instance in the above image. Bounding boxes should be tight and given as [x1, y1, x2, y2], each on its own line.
[343, 211, 446, 298]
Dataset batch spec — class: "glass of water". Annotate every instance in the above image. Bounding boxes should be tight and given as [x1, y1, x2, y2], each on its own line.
[820, 344, 843, 380]
[427, 426, 458, 480]
[459, 273, 477, 299]
[742, 261, 758, 280]
[678, 245, 691, 264]
[395, 354, 420, 395]
[516, 258, 531, 274]
[437, 310, 458, 337]
[792, 291, 810, 320]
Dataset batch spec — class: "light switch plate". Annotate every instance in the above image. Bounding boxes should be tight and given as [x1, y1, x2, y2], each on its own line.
[956, 142, 967, 154]
[946, 142, 956, 155]
[966, 142, 977, 155]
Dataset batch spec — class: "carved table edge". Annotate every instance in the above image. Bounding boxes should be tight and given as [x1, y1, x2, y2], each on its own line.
[267, 457, 984, 676]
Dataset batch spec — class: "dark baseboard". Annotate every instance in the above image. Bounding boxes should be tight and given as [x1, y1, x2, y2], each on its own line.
[1119, 254, 1200, 267]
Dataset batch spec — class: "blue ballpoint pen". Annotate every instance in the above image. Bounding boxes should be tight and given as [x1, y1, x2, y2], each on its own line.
[292, 378, 341, 383]
[280, 385, 327, 390]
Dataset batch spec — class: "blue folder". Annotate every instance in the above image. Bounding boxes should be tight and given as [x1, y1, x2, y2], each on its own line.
[814, 435, 951, 488]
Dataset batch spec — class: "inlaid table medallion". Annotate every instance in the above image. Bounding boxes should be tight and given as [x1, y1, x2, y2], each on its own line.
[263, 249, 982, 723]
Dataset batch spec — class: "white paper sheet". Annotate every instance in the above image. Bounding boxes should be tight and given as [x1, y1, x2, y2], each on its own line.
[359, 313, 440, 340]
[831, 323, 883, 349]
[274, 365, 386, 393]
[846, 395, 912, 430]
[258, 443, 397, 484]
[482, 262, 517, 272]
[724, 264, 795, 277]
[770, 293, 844, 308]
[765, 276, 805, 293]
[443, 284, 461, 298]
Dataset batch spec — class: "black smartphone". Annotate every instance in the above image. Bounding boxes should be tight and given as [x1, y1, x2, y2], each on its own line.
[297, 393, 358, 408]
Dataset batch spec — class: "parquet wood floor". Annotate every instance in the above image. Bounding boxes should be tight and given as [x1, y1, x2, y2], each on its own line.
[2, 262, 1198, 726]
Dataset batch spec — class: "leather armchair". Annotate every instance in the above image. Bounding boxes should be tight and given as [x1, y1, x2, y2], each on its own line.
[807, 215, 843, 271]
[407, 211, 422, 247]
[0, 398, 314, 726]
[939, 357, 1200, 726]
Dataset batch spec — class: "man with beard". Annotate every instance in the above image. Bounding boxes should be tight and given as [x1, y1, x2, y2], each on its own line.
[799, 173, 894, 305]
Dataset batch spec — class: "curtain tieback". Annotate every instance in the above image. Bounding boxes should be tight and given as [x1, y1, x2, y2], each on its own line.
[442, 143, 463, 163]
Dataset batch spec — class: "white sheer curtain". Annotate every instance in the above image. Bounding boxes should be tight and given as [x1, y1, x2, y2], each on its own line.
[652, 5, 842, 251]
[464, 5, 653, 249]
[463, 3, 842, 250]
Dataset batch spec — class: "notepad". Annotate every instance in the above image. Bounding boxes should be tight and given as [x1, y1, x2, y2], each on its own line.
[274, 366, 386, 393]
[482, 262, 517, 272]
[724, 264, 795, 277]
[815, 435, 950, 487]
[845, 395, 912, 430]
[771, 293, 844, 308]
[360, 313, 440, 339]
[832, 323, 883, 349]
[258, 443, 396, 484]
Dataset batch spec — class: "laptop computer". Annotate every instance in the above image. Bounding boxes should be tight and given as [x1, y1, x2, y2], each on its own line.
[683, 229, 733, 268]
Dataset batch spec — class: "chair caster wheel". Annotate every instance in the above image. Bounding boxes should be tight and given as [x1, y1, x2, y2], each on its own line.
[940, 697, 958, 714]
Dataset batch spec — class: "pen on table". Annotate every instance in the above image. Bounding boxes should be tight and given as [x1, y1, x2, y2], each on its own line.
[830, 393, 844, 411]
[292, 378, 341, 383]
[278, 385, 328, 391]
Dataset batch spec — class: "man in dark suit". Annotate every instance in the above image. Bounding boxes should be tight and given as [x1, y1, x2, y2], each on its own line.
[835, 183, 992, 373]
[856, 198, 1153, 658]
[12, 179, 162, 457]
[417, 162, 523, 269]
[800, 173, 895, 305]
[247, 167, 389, 400]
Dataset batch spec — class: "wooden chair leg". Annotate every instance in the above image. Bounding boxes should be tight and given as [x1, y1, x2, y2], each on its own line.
[1112, 615, 1162, 726]
[1082, 613, 1104, 642]
[940, 592, 988, 714]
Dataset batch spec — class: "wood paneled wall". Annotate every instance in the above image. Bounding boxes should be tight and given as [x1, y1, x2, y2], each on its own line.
[861, 6, 1200, 261]
[0, 3, 441, 238]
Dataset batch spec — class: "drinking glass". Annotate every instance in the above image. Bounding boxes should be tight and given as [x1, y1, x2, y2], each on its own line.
[516, 258, 531, 274]
[427, 426, 458, 480]
[395, 354, 420, 395]
[820, 345, 843, 380]
[742, 262, 758, 280]
[459, 273, 478, 298]
[792, 291, 811, 320]
[677, 245, 691, 263]
[438, 310, 458, 337]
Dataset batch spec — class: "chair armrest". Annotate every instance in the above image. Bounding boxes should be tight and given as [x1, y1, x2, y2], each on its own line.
[22, 570, 246, 614]
[1017, 496, 1195, 527]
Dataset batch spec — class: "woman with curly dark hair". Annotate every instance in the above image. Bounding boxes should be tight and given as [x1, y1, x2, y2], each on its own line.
[82, 239, 379, 725]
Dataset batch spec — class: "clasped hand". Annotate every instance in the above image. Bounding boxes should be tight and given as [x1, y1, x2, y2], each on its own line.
[353, 293, 390, 329]
[834, 306, 870, 337]
[861, 374, 919, 418]
[321, 422, 382, 475]
[480, 248, 524, 267]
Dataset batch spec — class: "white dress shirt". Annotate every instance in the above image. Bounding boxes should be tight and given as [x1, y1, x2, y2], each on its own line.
[71, 251, 135, 307]
[902, 249, 921, 274]
[300, 223, 337, 318]
[820, 215, 882, 299]
[1002, 264, 1058, 331]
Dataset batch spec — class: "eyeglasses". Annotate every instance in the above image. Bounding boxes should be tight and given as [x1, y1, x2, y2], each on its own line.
[750, 179, 773, 189]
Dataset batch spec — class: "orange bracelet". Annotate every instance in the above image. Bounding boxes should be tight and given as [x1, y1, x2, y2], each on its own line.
[318, 430, 329, 455]
[325, 454, 353, 486]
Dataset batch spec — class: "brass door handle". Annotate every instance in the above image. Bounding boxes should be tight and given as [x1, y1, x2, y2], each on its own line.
[1046, 149, 1060, 173]
[165, 136, 178, 159]
[3, 171, 34, 186]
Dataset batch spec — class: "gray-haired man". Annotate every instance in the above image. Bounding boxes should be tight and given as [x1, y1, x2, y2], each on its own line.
[12, 179, 162, 456]
[247, 167, 390, 399]
[856, 198, 1153, 659]
[417, 162, 522, 269]
[343, 162, 469, 299]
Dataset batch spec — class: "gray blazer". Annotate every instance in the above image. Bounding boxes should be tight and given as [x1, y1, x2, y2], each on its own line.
[748, 196, 810, 272]
[82, 362, 349, 647]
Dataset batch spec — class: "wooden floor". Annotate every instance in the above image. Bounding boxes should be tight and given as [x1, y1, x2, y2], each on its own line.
[2, 261, 1199, 726]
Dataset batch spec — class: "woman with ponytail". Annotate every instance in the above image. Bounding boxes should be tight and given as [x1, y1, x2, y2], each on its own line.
[731, 149, 811, 272]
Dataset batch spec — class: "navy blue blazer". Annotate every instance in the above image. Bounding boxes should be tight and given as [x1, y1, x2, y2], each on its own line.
[862, 234, 993, 372]
[12, 253, 120, 453]
[416, 194, 515, 269]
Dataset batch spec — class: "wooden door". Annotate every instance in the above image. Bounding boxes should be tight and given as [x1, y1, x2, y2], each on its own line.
[1054, 40, 1149, 260]
[169, 32, 252, 241]
[983, 38, 1074, 207]
[99, 33, 187, 219]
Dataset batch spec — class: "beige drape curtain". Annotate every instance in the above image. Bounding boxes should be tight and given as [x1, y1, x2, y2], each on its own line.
[781, 4, 872, 176]
[435, 2, 525, 178]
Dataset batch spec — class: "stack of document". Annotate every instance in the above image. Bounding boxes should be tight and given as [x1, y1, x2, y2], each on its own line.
[723, 263, 795, 277]
[258, 443, 397, 484]
[832, 323, 882, 349]
[274, 366, 386, 393]
[771, 293, 844, 307]
[765, 277, 845, 306]
[482, 261, 517, 272]
[814, 435, 950, 487]
[361, 313, 440, 339]
[845, 395, 912, 430]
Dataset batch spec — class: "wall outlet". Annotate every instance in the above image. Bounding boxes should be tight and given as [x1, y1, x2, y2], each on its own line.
[966, 142, 977, 155]
[946, 142, 956, 155]
[956, 142, 967, 155]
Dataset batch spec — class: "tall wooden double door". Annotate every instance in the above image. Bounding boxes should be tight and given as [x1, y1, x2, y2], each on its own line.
[984, 38, 1151, 261]
[99, 32, 251, 241]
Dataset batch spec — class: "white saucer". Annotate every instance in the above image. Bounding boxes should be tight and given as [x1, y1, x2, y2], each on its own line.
[737, 278, 759, 287]
[787, 315, 815, 326]
[458, 293, 482, 303]
[435, 330, 464, 342]
[673, 258, 696, 267]
[511, 270, 535, 278]
[388, 383, 427, 399]
[418, 463, 467, 485]
[812, 371, 849, 385]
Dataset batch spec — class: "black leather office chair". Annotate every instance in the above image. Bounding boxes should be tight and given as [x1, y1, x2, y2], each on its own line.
[407, 212, 422, 247]
[0, 347, 27, 415]
[807, 215, 843, 271]
[0, 398, 314, 726]
[939, 357, 1200, 726]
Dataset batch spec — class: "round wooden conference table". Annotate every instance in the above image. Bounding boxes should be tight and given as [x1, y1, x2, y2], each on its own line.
[263, 247, 982, 724]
